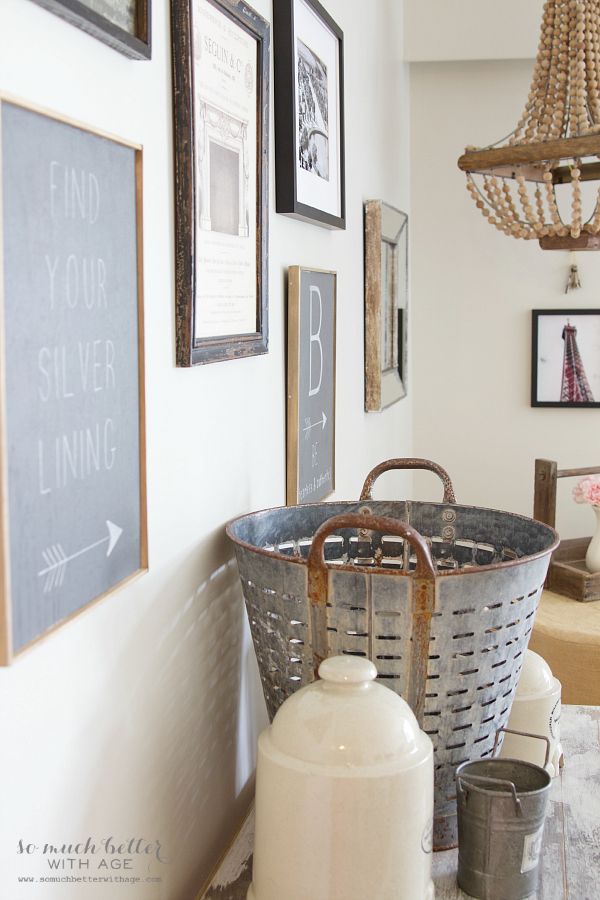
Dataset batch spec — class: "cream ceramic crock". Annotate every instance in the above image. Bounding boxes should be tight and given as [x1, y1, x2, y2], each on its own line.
[248, 655, 435, 900]
[500, 649, 563, 777]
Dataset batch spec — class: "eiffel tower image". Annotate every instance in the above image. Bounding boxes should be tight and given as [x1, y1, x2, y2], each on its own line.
[561, 322, 595, 403]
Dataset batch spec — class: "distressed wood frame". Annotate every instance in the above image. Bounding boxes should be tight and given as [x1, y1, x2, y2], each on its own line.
[364, 200, 408, 412]
[172, 0, 270, 366]
[29, 0, 151, 59]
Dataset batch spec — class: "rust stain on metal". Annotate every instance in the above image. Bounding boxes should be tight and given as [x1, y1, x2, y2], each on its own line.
[407, 578, 436, 722]
[433, 811, 459, 852]
[307, 558, 329, 609]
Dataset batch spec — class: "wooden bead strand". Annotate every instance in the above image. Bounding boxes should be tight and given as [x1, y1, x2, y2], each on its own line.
[512, 0, 556, 143]
[553, 0, 568, 133]
[481, 176, 512, 233]
[516, 174, 543, 234]
[535, 184, 547, 228]
[571, 160, 583, 238]
[466, 175, 500, 229]
[585, 2, 600, 124]
[569, 1, 580, 137]
[542, 2, 563, 141]
[544, 167, 568, 235]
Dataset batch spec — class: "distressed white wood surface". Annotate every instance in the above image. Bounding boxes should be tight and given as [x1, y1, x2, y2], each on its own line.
[201, 706, 600, 899]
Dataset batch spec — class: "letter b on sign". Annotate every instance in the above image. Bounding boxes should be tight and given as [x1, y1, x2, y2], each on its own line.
[308, 285, 323, 397]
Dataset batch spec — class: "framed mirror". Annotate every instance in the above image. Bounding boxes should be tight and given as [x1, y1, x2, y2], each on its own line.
[364, 200, 408, 411]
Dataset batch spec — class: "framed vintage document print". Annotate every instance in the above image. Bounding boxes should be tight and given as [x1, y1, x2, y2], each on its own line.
[29, 0, 151, 59]
[364, 200, 408, 412]
[172, 0, 270, 366]
[273, 0, 345, 229]
[287, 267, 336, 504]
[531, 309, 600, 408]
[0, 97, 147, 664]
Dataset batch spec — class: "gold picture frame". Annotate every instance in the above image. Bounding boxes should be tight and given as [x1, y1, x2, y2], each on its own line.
[286, 266, 336, 505]
[0, 96, 147, 664]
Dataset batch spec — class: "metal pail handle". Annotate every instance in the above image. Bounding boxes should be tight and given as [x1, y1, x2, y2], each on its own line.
[306, 513, 436, 716]
[494, 727, 551, 770]
[359, 457, 457, 504]
[456, 772, 523, 817]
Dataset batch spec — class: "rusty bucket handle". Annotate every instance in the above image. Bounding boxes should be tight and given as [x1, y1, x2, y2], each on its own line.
[306, 512, 437, 707]
[494, 727, 551, 770]
[307, 512, 436, 608]
[360, 457, 457, 504]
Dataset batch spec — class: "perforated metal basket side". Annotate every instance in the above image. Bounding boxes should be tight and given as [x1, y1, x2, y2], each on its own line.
[227, 500, 558, 848]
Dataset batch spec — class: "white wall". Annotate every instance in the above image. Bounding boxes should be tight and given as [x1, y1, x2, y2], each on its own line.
[410, 58, 600, 541]
[404, 0, 543, 62]
[0, 1, 411, 898]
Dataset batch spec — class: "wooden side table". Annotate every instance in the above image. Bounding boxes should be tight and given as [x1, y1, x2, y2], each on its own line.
[530, 590, 600, 705]
[198, 706, 600, 900]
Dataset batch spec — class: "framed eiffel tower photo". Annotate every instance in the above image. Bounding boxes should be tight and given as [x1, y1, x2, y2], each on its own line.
[532, 309, 600, 408]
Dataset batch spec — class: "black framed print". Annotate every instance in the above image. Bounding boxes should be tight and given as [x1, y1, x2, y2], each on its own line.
[531, 309, 600, 408]
[172, 0, 270, 366]
[273, 0, 345, 229]
[29, 0, 151, 59]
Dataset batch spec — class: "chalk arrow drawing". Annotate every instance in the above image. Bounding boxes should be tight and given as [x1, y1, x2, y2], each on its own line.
[37, 520, 123, 593]
[302, 411, 327, 437]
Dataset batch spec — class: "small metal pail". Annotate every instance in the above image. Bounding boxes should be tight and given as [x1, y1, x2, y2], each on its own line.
[456, 732, 552, 900]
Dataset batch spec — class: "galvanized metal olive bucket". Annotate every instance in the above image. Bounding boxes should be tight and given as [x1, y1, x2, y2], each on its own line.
[226, 459, 559, 850]
[456, 731, 552, 899]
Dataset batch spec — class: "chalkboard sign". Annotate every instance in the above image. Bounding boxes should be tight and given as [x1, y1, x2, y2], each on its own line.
[286, 267, 336, 504]
[0, 99, 147, 664]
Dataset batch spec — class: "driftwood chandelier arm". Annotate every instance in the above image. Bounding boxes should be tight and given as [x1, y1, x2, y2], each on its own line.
[458, 0, 600, 250]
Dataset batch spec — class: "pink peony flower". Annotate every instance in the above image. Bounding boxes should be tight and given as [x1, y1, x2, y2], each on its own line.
[572, 475, 600, 507]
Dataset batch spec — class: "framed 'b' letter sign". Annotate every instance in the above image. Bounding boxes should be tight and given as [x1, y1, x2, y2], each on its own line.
[286, 266, 336, 504]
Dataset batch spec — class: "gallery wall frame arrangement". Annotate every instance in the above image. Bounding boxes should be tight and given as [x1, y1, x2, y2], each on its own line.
[531, 308, 600, 408]
[29, 0, 152, 59]
[286, 266, 336, 505]
[0, 96, 148, 664]
[364, 200, 408, 412]
[273, 0, 345, 229]
[172, 0, 270, 366]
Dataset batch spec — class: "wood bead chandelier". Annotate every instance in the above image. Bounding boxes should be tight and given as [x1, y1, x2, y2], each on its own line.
[458, 0, 600, 250]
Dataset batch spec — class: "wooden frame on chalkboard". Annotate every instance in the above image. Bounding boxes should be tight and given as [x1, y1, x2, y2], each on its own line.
[273, 0, 345, 229]
[29, 0, 151, 60]
[172, 0, 270, 366]
[286, 266, 336, 505]
[0, 95, 147, 665]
